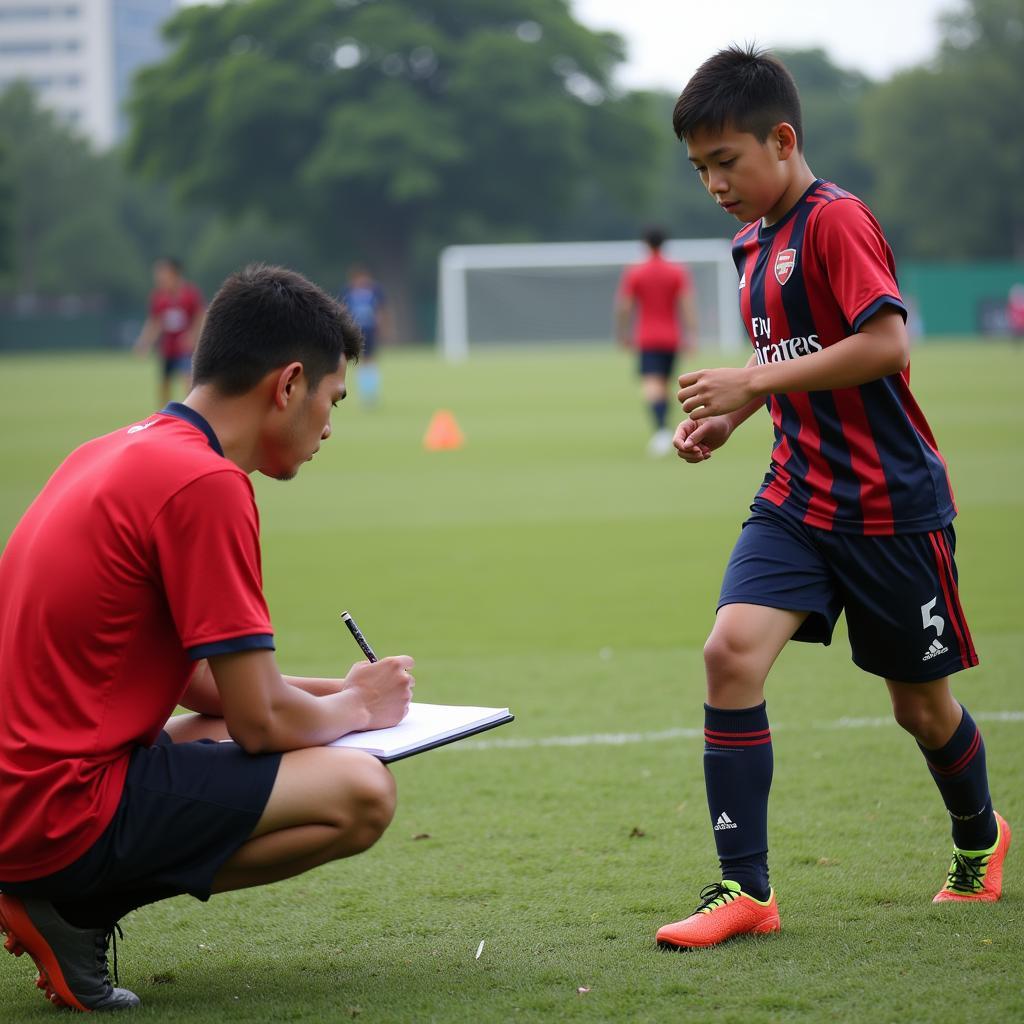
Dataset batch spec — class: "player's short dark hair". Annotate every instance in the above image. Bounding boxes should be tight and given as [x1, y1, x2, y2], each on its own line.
[157, 256, 183, 274]
[192, 264, 362, 396]
[672, 45, 803, 149]
[643, 226, 668, 250]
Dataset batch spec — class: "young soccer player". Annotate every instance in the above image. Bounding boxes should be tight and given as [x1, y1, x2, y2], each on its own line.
[615, 227, 698, 456]
[0, 265, 415, 1010]
[655, 46, 1009, 951]
[133, 257, 205, 407]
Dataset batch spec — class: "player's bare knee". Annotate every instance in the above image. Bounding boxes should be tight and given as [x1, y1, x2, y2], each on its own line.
[339, 756, 396, 851]
[703, 630, 749, 686]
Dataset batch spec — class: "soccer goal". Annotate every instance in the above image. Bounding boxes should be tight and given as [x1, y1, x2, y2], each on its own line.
[436, 238, 743, 361]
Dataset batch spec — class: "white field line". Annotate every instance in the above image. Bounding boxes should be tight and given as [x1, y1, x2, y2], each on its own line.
[456, 710, 1024, 752]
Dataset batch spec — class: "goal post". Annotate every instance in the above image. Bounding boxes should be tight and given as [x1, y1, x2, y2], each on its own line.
[436, 238, 743, 361]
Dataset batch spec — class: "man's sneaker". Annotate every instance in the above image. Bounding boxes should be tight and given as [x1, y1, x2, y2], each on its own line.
[934, 811, 1011, 903]
[0, 894, 140, 1011]
[656, 880, 780, 950]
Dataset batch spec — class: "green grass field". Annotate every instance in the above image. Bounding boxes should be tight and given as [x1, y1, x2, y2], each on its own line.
[1, 342, 1022, 1022]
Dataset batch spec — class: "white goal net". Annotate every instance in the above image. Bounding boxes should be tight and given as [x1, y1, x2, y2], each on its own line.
[436, 239, 742, 361]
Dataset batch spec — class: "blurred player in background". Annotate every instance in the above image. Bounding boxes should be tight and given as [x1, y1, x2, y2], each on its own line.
[656, 46, 1008, 952]
[1007, 283, 1024, 348]
[133, 257, 205, 407]
[616, 227, 698, 456]
[340, 265, 390, 405]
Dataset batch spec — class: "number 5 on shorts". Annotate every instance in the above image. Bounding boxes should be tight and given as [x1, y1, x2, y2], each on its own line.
[921, 597, 945, 638]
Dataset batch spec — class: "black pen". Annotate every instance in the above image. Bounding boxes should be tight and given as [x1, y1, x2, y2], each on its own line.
[341, 611, 378, 663]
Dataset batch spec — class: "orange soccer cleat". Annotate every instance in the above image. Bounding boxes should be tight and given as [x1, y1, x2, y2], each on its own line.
[933, 812, 1011, 903]
[656, 880, 780, 950]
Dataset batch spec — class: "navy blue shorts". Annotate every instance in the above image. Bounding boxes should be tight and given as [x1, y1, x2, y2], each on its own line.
[718, 502, 979, 682]
[638, 349, 676, 379]
[161, 354, 192, 380]
[1, 733, 281, 905]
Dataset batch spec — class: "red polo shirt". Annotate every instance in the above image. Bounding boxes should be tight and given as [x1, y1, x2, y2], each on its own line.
[619, 253, 693, 352]
[0, 405, 274, 881]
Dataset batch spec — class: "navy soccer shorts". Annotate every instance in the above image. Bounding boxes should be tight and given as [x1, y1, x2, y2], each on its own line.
[0, 733, 281, 905]
[161, 353, 192, 380]
[638, 349, 676, 379]
[718, 502, 979, 682]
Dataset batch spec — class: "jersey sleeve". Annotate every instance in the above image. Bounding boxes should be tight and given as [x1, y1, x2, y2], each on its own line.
[813, 200, 906, 332]
[150, 470, 275, 659]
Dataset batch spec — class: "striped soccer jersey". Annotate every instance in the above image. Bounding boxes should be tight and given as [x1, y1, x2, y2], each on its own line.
[733, 179, 955, 535]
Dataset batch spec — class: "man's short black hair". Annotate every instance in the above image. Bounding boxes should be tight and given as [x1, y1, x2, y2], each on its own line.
[643, 226, 668, 250]
[192, 264, 362, 396]
[672, 45, 803, 149]
[157, 256, 183, 274]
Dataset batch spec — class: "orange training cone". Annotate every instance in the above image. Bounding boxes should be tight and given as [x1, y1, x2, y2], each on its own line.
[423, 409, 465, 451]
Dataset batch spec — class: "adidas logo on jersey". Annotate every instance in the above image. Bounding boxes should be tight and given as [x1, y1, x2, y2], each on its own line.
[714, 812, 738, 831]
[738, 271, 746, 290]
[922, 638, 949, 661]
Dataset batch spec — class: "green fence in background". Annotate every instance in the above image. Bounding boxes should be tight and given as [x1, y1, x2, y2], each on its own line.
[902, 262, 1023, 336]
[0, 311, 141, 353]
[0, 263, 1022, 352]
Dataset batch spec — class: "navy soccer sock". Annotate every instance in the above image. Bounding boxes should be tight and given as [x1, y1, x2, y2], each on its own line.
[651, 399, 668, 431]
[918, 704, 997, 850]
[703, 702, 773, 901]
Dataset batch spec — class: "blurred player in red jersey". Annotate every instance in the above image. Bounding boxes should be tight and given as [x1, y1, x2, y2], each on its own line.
[654, 46, 1007, 953]
[133, 257, 205, 406]
[615, 227, 698, 456]
[0, 266, 414, 1011]
[1007, 283, 1024, 348]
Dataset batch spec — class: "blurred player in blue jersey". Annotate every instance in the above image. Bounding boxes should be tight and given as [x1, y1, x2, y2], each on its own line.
[655, 46, 1008, 952]
[340, 266, 390, 405]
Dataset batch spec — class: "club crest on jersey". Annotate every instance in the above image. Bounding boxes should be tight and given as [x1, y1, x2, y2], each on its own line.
[774, 248, 797, 285]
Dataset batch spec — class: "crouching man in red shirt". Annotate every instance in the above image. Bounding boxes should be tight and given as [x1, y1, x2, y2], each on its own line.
[0, 264, 414, 1012]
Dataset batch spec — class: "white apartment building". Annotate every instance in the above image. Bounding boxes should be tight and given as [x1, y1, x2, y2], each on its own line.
[0, 0, 177, 149]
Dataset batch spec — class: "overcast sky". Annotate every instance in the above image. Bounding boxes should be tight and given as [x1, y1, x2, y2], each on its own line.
[571, 0, 962, 90]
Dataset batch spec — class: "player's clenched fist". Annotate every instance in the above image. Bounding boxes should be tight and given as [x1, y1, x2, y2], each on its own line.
[673, 416, 733, 462]
[343, 656, 415, 730]
[678, 367, 757, 419]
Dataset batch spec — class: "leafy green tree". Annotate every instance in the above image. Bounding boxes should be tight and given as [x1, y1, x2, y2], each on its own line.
[189, 211, 316, 298]
[776, 48, 875, 200]
[864, 0, 1024, 259]
[127, 0, 662, 339]
[0, 84, 147, 302]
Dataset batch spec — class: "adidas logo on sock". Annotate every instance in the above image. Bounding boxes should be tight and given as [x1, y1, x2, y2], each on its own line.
[922, 637, 949, 661]
[714, 812, 738, 831]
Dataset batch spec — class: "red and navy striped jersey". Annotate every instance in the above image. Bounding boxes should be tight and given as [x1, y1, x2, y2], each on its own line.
[733, 179, 956, 535]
